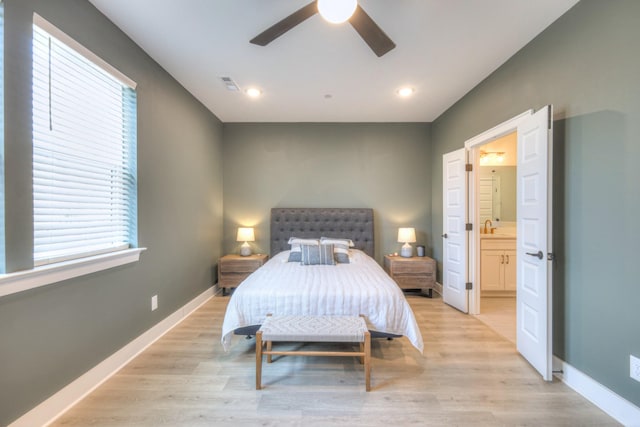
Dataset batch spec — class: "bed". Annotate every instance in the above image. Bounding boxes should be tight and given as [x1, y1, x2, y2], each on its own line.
[221, 208, 424, 353]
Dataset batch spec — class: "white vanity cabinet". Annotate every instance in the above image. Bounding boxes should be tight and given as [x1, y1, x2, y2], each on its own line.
[480, 238, 516, 292]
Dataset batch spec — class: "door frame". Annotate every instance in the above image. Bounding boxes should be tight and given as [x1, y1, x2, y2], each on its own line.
[464, 110, 532, 315]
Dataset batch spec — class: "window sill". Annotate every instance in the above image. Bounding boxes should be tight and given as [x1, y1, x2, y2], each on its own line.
[0, 248, 146, 298]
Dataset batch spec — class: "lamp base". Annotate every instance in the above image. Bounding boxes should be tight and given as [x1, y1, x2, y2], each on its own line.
[240, 242, 252, 256]
[400, 243, 413, 258]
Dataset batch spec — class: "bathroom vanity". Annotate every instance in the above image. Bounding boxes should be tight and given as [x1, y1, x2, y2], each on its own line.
[480, 234, 516, 295]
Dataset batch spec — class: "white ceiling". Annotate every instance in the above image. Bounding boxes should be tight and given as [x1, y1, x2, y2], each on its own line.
[87, 0, 578, 123]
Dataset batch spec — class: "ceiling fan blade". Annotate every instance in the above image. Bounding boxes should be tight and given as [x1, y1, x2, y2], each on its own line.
[250, 1, 318, 46]
[349, 5, 396, 57]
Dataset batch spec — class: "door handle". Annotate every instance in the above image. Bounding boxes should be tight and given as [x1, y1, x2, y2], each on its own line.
[526, 251, 544, 260]
[442, 233, 448, 239]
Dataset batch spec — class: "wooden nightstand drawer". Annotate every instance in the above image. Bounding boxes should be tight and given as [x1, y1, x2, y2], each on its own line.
[395, 275, 430, 288]
[383, 255, 436, 297]
[220, 258, 264, 273]
[219, 254, 268, 295]
[390, 261, 434, 275]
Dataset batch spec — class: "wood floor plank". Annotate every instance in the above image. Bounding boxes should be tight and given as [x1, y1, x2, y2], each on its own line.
[52, 294, 620, 426]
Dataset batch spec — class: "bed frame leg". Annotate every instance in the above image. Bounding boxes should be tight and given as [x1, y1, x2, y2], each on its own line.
[364, 330, 371, 392]
[256, 331, 263, 390]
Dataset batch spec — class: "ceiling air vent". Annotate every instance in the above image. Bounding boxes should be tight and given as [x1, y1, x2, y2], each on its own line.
[221, 76, 239, 92]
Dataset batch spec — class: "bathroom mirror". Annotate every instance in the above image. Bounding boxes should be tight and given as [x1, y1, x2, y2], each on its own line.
[479, 166, 516, 223]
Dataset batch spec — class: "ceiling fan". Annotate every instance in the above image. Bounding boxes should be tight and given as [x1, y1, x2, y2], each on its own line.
[249, 0, 396, 57]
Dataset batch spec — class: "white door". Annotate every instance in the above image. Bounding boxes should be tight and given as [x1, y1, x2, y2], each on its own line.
[516, 105, 553, 381]
[442, 148, 468, 313]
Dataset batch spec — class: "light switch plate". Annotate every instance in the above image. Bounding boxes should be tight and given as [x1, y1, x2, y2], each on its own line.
[630, 355, 640, 382]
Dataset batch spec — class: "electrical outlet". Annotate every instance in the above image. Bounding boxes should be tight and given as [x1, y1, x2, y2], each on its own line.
[151, 295, 158, 311]
[631, 355, 640, 382]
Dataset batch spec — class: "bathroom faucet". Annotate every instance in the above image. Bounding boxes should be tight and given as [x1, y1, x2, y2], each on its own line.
[484, 219, 493, 234]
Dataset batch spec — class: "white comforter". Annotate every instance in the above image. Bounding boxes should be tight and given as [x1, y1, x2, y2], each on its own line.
[221, 250, 424, 353]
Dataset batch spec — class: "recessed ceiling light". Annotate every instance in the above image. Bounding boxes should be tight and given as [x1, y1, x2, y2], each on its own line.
[246, 87, 262, 98]
[397, 87, 415, 97]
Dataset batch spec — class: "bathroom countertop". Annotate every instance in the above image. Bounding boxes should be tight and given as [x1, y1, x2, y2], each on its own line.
[480, 232, 516, 239]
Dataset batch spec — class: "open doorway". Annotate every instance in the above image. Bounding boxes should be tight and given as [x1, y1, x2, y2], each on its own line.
[474, 132, 517, 343]
[443, 106, 553, 380]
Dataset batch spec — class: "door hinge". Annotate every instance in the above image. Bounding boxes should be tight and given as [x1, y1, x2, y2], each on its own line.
[465, 282, 473, 290]
[547, 252, 556, 261]
[465, 163, 473, 172]
[465, 223, 472, 231]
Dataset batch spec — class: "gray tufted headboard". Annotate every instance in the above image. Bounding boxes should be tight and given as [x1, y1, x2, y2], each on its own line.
[271, 208, 374, 257]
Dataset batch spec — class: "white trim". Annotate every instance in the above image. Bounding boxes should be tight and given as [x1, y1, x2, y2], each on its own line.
[0, 248, 146, 298]
[9, 287, 215, 427]
[33, 13, 136, 89]
[553, 356, 640, 427]
[465, 110, 533, 149]
[464, 110, 532, 316]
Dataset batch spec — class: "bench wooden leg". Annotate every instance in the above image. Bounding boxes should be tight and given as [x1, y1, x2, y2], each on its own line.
[256, 331, 263, 390]
[364, 331, 371, 391]
[267, 340, 272, 363]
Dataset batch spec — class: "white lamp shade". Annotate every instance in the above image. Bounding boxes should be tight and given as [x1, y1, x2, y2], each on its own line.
[397, 227, 416, 243]
[236, 227, 255, 242]
[318, 0, 358, 24]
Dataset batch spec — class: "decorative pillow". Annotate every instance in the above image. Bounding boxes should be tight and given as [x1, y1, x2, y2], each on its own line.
[320, 237, 355, 247]
[287, 237, 319, 262]
[300, 243, 336, 265]
[319, 237, 353, 263]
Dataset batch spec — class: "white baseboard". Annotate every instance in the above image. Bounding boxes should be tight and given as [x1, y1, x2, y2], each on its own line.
[553, 356, 640, 427]
[10, 286, 215, 427]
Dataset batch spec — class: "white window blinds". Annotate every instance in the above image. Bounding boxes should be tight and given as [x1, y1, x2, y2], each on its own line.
[32, 20, 137, 266]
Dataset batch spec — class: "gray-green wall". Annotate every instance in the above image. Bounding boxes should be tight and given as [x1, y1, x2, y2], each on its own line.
[0, 0, 224, 424]
[430, 0, 640, 407]
[222, 123, 432, 262]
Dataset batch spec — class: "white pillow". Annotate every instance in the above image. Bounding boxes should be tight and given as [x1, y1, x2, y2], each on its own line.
[320, 237, 355, 247]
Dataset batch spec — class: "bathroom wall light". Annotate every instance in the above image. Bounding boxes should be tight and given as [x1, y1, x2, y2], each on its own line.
[479, 151, 505, 165]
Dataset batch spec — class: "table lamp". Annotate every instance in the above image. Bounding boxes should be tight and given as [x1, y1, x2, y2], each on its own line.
[237, 227, 255, 256]
[397, 227, 416, 258]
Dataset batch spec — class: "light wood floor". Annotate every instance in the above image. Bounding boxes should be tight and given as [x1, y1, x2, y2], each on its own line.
[52, 294, 619, 426]
[476, 297, 516, 344]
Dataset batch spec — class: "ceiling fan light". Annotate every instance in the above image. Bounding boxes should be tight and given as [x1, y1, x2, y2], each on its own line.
[318, 0, 358, 24]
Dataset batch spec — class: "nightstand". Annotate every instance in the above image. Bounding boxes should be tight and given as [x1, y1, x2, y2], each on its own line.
[383, 255, 436, 297]
[219, 254, 268, 295]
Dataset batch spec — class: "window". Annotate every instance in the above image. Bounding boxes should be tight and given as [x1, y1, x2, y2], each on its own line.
[32, 16, 137, 266]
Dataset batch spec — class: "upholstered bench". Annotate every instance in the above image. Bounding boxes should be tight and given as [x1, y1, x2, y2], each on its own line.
[256, 314, 371, 391]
